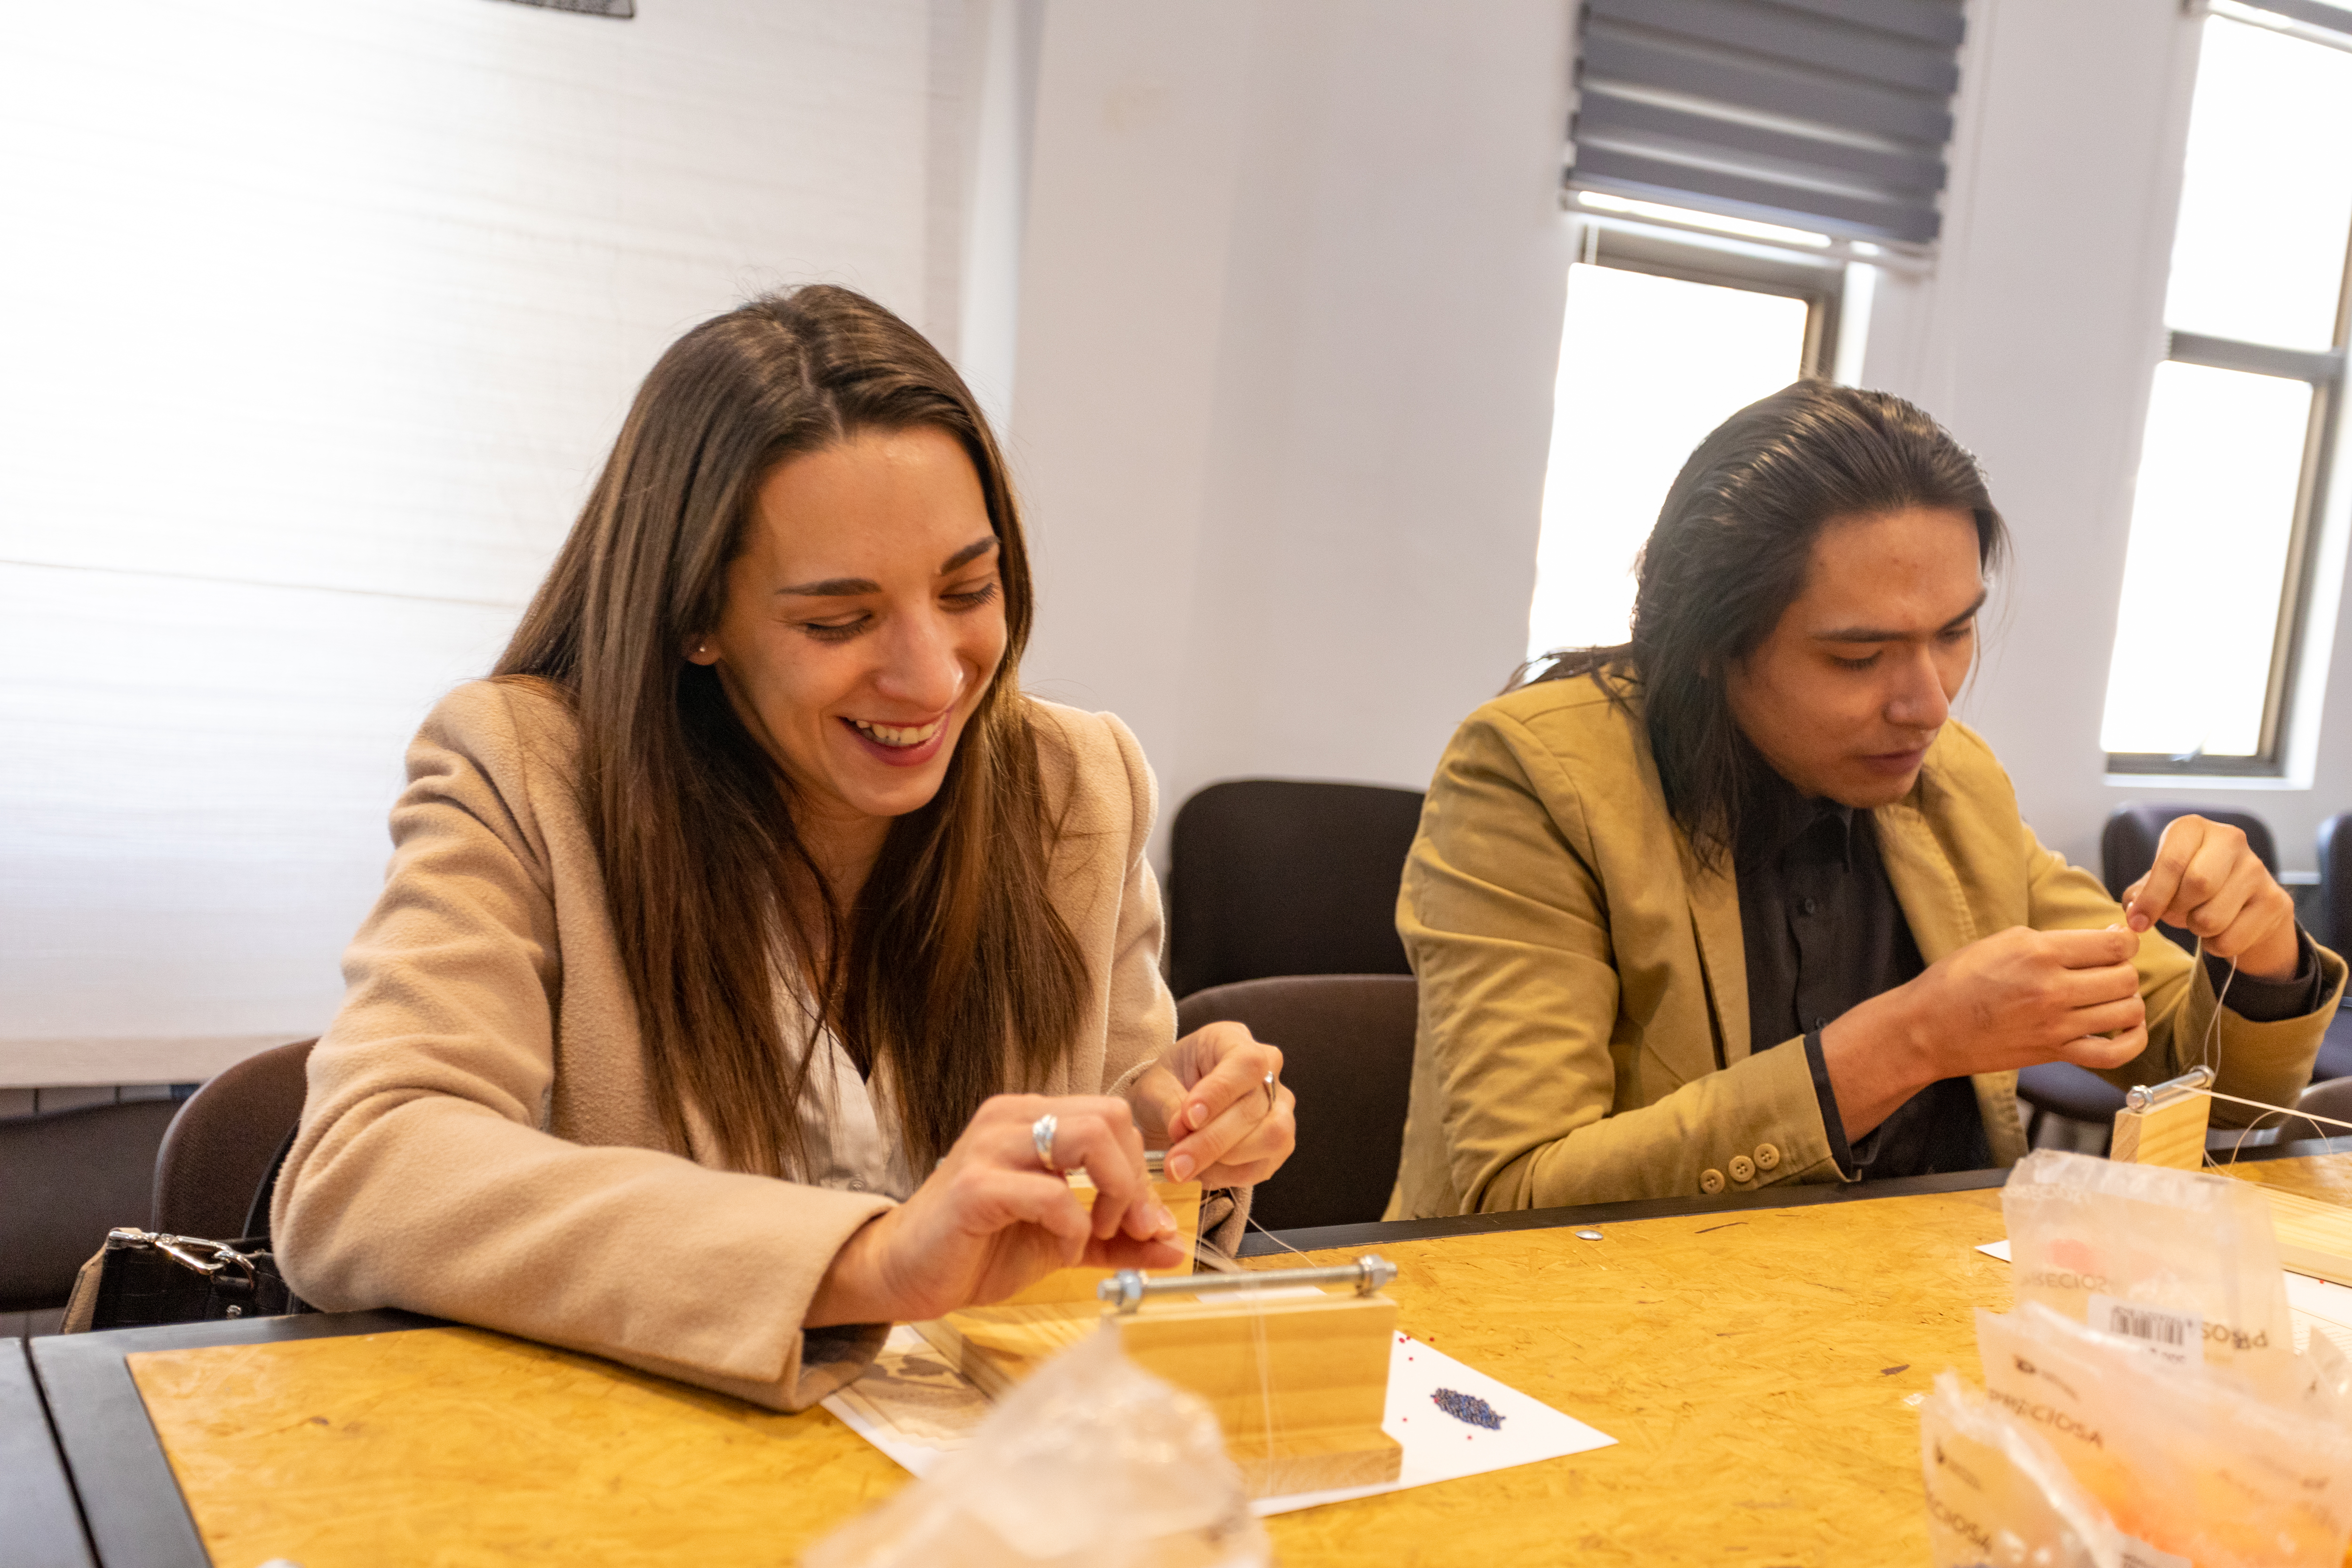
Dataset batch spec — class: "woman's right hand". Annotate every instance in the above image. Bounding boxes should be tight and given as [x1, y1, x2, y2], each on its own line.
[804, 1093, 1185, 1327]
[1820, 924, 2147, 1141]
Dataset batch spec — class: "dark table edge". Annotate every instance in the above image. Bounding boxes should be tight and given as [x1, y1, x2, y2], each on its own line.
[4, 1335, 96, 1568]
[31, 1309, 441, 1568]
[1234, 1132, 2352, 1257]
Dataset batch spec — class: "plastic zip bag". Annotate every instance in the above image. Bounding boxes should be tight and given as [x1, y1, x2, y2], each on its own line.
[1921, 1370, 2125, 1568]
[804, 1326, 1273, 1568]
[1976, 1302, 2352, 1568]
[2002, 1149, 2296, 1402]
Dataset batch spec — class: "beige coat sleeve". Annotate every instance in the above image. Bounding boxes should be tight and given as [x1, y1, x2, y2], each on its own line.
[2015, 819, 2343, 1123]
[272, 689, 894, 1413]
[1402, 711, 1843, 1214]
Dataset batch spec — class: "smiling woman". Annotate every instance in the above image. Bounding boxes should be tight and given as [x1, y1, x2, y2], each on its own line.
[269, 286, 1295, 1409]
[1389, 381, 2342, 1220]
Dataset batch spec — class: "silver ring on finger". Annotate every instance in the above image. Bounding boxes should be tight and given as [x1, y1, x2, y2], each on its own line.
[1263, 1070, 1278, 1111]
[1032, 1113, 1061, 1174]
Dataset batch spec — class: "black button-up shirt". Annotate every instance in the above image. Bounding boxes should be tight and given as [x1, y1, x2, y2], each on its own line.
[1733, 763, 2321, 1181]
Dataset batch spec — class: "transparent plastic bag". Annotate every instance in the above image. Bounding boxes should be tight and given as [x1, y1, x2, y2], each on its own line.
[1977, 1302, 2352, 1568]
[2002, 1148, 2296, 1401]
[1921, 1370, 2124, 1568]
[804, 1326, 1273, 1568]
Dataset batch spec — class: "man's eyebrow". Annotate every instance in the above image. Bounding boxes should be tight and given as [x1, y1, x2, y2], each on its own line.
[774, 537, 999, 598]
[1812, 589, 1988, 644]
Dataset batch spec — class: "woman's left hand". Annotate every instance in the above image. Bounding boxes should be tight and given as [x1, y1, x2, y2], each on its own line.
[1126, 1021, 1296, 1187]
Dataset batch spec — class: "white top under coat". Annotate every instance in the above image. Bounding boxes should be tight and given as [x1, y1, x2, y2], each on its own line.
[791, 1007, 916, 1201]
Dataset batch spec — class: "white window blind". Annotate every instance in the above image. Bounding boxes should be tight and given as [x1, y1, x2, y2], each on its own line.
[0, 0, 933, 1086]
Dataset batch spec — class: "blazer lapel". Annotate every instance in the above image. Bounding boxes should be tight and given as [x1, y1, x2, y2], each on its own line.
[1875, 795, 1980, 961]
[1680, 836, 1751, 1067]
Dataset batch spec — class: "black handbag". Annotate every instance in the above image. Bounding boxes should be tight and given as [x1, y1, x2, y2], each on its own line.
[62, 1228, 312, 1333]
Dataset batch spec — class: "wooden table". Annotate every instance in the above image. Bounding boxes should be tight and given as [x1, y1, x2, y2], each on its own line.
[26, 1146, 2352, 1568]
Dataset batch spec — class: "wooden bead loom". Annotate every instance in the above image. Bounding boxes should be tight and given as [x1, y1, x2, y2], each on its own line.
[2110, 1063, 2352, 1287]
[915, 1252, 1405, 1498]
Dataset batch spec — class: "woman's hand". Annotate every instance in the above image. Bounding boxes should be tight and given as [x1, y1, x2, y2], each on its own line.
[805, 1094, 1183, 1327]
[2122, 814, 2300, 980]
[1124, 1021, 1296, 1188]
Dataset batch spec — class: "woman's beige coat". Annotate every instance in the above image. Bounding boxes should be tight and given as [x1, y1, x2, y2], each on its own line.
[274, 679, 1192, 1412]
[1389, 674, 2344, 1219]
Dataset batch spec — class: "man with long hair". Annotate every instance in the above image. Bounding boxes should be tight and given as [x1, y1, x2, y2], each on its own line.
[1390, 382, 2338, 1218]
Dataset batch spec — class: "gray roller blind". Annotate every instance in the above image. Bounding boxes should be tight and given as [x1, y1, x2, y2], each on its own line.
[1569, 0, 1967, 246]
[2229, 0, 2352, 38]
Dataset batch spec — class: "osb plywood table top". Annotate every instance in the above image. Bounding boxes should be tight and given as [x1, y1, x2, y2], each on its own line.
[121, 1179, 2043, 1568]
[2221, 1147, 2352, 1205]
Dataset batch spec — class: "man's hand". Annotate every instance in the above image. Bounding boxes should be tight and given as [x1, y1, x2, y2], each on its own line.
[1821, 925, 2147, 1139]
[2122, 814, 2299, 980]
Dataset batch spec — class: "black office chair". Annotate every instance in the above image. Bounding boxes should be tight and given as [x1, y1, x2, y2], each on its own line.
[1176, 974, 1417, 1233]
[1167, 780, 1424, 999]
[2318, 812, 2352, 958]
[0, 1098, 183, 1337]
[151, 1038, 315, 1242]
[2099, 803, 2279, 953]
[2309, 812, 2352, 1086]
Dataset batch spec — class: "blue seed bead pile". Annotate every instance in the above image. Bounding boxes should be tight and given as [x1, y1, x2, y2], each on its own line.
[1430, 1388, 1503, 1430]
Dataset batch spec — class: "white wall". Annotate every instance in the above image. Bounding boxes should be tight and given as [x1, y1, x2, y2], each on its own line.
[0, 0, 938, 1084]
[1011, 0, 2352, 891]
[1010, 0, 1575, 855]
[1872, 0, 2352, 881]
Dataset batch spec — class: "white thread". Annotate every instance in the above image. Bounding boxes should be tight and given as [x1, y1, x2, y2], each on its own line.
[2196, 935, 2239, 1078]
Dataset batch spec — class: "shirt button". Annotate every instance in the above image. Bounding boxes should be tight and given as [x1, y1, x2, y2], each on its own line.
[1755, 1143, 1781, 1170]
[1730, 1154, 1756, 1183]
[1699, 1168, 1726, 1195]
[1799, 896, 1819, 917]
[848, 1178, 866, 1191]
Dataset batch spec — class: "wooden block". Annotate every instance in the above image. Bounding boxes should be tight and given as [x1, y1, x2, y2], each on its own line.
[916, 1288, 1402, 1498]
[2110, 1092, 2208, 1170]
[995, 1177, 1202, 1306]
[2255, 1186, 2352, 1288]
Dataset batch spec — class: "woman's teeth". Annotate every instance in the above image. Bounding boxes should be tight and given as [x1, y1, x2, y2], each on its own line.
[849, 717, 943, 748]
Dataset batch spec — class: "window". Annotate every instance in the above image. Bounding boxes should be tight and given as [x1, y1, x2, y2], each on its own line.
[2099, 11, 2352, 773]
[1526, 201, 1856, 658]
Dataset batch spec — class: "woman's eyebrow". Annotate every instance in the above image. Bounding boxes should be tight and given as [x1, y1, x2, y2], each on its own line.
[775, 574, 880, 598]
[774, 536, 998, 598]
[939, 535, 997, 573]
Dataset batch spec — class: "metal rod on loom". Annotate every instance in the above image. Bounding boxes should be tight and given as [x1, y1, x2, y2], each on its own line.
[1097, 1254, 1397, 1314]
[2125, 1064, 2215, 1111]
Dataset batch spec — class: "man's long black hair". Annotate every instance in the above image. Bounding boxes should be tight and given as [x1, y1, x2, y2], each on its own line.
[1518, 380, 2009, 870]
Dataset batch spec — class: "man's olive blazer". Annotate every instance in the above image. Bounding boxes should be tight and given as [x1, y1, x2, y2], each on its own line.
[1388, 673, 2344, 1219]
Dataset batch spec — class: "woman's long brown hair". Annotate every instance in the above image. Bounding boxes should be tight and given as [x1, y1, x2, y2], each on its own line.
[495, 285, 1089, 1176]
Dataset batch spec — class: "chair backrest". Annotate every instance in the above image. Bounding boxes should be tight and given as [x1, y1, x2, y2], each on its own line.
[0, 1099, 183, 1313]
[2319, 812, 2352, 956]
[1175, 973, 1416, 1234]
[2291, 1073, 2352, 1142]
[151, 1038, 316, 1241]
[2099, 804, 2279, 953]
[1168, 779, 1424, 999]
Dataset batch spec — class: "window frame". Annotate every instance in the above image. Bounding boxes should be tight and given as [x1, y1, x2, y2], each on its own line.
[2104, 253, 2352, 777]
[1571, 218, 1848, 382]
